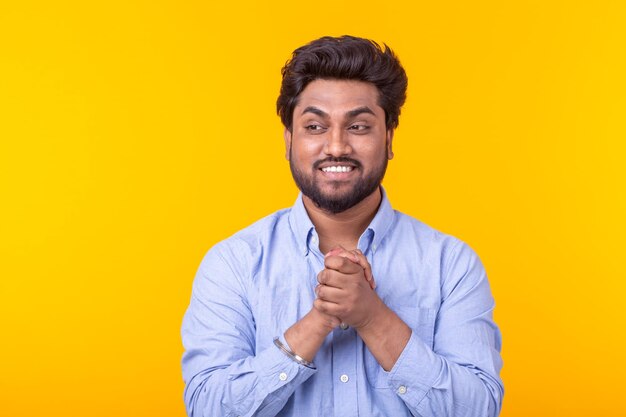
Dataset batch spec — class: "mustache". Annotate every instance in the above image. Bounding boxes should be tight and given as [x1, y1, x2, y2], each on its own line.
[313, 157, 362, 170]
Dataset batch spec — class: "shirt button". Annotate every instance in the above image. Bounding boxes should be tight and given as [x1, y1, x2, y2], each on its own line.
[340, 374, 349, 383]
[279, 372, 287, 381]
[340, 322, 349, 330]
[398, 385, 407, 394]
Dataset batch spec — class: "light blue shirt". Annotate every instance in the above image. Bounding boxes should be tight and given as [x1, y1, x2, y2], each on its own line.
[181, 189, 503, 416]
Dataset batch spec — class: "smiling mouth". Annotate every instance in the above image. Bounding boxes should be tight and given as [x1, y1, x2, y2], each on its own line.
[320, 166, 354, 173]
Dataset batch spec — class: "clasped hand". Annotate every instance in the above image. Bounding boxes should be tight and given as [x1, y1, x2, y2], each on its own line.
[314, 246, 382, 330]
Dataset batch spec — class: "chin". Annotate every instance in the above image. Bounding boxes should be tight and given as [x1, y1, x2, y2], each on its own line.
[318, 187, 353, 201]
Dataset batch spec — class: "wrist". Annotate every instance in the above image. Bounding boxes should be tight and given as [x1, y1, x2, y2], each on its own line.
[307, 307, 338, 335]
[356, 303, 412, 371]
[274, 337, 316, 369]
[354, 297, 391, 333]
[284, 308, 334, 363]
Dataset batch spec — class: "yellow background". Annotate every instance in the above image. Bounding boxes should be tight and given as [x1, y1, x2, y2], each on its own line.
[1, 1, 625, 415]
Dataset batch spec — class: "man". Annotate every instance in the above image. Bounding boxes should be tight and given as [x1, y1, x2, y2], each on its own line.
[181, 35, 503, 417]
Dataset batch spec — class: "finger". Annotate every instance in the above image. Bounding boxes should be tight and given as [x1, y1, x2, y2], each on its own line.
[325, 245, 359, 263]
[328, 247, 376, 289]
[352, 250, 374, 289]
[324, 255, 362, 274]
[315, 284, 344, 303]
[318, 268, 355, 289]
[317, 268, 349, 289]
[325, 245, 346, 258]
[313, 297, 342, 317]
[349, 249, 369, 271]
[317, 269, 331, 286]
[351, 249, 376, 289]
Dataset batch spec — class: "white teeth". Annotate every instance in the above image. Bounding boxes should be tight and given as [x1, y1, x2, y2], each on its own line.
[322, 166, 353, 173]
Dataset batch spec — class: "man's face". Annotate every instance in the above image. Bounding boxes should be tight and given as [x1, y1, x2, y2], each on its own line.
[284, 79, 394, 214]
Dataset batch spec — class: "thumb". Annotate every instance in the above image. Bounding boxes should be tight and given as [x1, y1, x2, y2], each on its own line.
[325, 245, 358, 263]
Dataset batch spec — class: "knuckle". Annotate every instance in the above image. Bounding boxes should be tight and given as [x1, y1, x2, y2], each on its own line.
[317, 285, 325, 299]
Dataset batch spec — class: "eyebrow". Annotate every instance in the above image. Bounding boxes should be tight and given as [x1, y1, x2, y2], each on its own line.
[346, 106, 376, 118]
[301, 106, 329, 118]
[300, 105, 376, 119]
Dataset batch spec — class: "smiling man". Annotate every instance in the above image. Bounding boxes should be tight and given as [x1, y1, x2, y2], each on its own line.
[181, 36, 503, 417]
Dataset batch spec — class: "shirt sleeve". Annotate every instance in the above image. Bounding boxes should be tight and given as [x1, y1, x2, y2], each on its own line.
[387, 240, 504, 417]
[181, 241, 317, 417]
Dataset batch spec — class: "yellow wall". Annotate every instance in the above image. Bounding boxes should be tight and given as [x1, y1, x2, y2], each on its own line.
[1, 1, 624, 415]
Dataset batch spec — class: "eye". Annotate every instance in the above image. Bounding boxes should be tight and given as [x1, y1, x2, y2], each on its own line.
[305, 124, 326, 134]
[348, 124, 370, 133]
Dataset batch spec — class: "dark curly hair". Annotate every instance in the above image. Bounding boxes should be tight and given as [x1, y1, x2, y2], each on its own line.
[277, 35, 408, 131]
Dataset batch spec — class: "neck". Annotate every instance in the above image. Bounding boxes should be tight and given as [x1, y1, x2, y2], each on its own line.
[302, 188, 382, 254]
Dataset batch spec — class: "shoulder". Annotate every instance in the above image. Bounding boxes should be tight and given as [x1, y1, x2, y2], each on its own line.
[391, 210, 484, 282]
[390, 210, 469, 257]
[198, 207, 292, 277]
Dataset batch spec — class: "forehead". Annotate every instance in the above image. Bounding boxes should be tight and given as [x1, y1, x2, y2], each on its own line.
[294, 79, 384, 117]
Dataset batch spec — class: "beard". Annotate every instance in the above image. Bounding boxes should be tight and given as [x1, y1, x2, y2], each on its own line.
[289, 151, 388, 214]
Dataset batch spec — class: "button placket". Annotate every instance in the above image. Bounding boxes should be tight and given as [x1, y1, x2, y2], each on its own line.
[332, 320, 357, 415]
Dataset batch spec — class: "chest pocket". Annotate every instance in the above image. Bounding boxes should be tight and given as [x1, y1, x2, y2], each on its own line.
[364, 306, 436, 389]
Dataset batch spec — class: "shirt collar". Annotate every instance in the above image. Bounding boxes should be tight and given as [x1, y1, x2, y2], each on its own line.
[288, 193, 316, 256]
[367, 186, 395, 253]
[288, 187, 396, 256]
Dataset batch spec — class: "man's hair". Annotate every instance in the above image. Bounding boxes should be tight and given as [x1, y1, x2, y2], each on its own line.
[277, 35, 408, 131]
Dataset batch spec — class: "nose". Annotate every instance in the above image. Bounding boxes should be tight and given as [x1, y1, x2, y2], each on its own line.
[323, 128, 352, 157]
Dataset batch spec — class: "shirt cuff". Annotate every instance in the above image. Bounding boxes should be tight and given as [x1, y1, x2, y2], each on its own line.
[254, 335, 317, 398]
[387, 330, 443, 404]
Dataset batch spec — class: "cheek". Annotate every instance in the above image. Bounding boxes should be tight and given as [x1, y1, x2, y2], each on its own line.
[292, 140, 323, 162]
[358, 143, 387, 162]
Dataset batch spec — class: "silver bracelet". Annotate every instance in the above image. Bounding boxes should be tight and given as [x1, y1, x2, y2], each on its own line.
[273, 338, 316, 369]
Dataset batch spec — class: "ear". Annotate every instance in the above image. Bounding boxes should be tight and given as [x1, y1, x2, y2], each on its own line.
[386, 129, 395, 160]
[283, 128, 292, 160]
